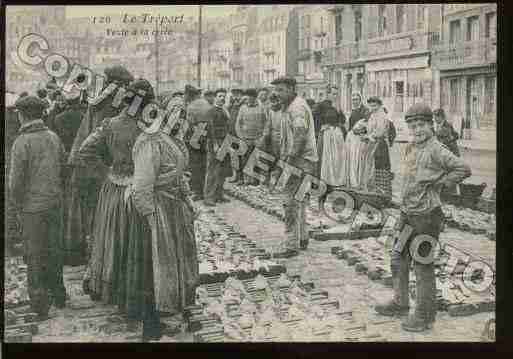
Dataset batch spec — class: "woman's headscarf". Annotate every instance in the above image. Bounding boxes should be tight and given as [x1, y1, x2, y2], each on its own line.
[352, 92, 363, 108]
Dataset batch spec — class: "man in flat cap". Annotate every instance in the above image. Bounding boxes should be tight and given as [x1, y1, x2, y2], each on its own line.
[203, 90, 215, 106]
[375, 103, 471, 332]
[185, 84, 213, 200]
[235, 88, 268, 185]
[271, 76, 318, 257]
[203, 88, 232, 206]
[9, 95, 67, 319]
[67, 65, 134, 265]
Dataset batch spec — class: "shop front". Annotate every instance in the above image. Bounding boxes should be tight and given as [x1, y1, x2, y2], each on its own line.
[365, 54, 432, 142]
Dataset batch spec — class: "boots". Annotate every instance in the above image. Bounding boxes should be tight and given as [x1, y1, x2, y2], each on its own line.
[401, 314, 433, 332]
[374, 277, 409, 317]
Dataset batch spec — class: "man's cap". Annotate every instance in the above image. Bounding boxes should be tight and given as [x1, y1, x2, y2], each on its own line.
[171, 91, 184, 98]
[19, 92, 29, 98]
[367, 96, 383, 105]
[258, 87, 269, 93]
[231, 88, 243, 94]
[270, 76, 296, 87]
[405, 103, 433, 123]
[203, 90, 215, 96]
[14, 95, 47, 118]
[433, 108, 445, 117]
[127, 78, 155, 102]
[37, 88, 48, 99]
[104, 65, 134, 86]
[185, 84, 201, 95]
[215, 88, 228, 95]
[244, 88, 258, 98]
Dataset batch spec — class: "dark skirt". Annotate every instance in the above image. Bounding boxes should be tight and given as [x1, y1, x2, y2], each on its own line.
[87, 179, 144, 307]
[150, 191, 199, 313]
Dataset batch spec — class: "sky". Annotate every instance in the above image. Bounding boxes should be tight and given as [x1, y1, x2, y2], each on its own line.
[65, 5, 238, 19]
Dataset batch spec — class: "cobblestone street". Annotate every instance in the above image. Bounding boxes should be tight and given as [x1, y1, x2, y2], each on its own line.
[26, 195, 494, 343]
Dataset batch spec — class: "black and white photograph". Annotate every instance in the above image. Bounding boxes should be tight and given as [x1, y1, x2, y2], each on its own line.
[4, 3, 497, 343]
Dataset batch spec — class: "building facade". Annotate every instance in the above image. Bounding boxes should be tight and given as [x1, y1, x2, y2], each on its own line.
[257, 5, 299, 86]
[295, 5, 331, 102]
[431, 3, 497, 148]
[323, 4, 442, 140]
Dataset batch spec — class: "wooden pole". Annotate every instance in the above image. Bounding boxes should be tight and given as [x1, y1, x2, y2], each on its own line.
[155, 21, 160, 97]
[197, 5, 202, 88]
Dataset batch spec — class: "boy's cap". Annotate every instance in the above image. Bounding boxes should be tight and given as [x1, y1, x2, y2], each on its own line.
[14, 95, 47, 117]
[405, 103, 433, 123]
[215, 88, 228, 95]
[171, 91, 184, 98]
[203, 90, 215, 96]
[231, 88, 244, 94]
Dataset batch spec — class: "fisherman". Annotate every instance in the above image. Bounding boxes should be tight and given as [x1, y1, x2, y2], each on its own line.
[9, 95, 67, 319]
[235, 88, 268, 186]
[271, 77, 318, 257]
[375, 103, 471, 332]
[184, 84, 212, 200]
[203, 88, 232, 206]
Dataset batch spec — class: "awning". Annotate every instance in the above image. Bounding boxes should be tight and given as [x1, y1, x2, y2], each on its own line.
[366, 55, 429, 73]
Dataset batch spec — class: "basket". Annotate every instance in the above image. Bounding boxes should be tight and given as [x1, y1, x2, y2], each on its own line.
[459, 183, 487, 199]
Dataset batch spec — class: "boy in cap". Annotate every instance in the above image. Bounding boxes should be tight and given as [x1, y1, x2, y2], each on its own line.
[235, 88, 268, 185]
[375, 103, 471, 332]
[271, 76, 318, 256]
[9, 95, 67, 319]
[203, 88, 232, 206]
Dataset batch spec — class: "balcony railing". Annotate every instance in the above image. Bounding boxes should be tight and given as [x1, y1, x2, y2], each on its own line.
[298, 48, 312, 61]
[322, 42, 361, 66]
[431, 39, 497, 69]
[365, 31, 433, 59]
[263, 67, 276, 73]
[217, 70, 230, 78]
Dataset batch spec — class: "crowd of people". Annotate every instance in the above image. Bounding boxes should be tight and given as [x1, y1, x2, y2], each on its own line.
[6, 63, 472, 340]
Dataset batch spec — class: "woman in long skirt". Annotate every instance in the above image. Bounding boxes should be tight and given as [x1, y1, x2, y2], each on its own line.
[317, 106, 346, 206]
[366, 97, 392, 199]
[130, 100, 199, 341]
[79, 80, 153, 307]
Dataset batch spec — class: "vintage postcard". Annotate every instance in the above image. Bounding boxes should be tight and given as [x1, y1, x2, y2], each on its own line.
[4, 4, 496, 343]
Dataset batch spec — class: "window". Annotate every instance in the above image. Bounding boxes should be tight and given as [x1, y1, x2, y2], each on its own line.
[335, 13, 343, 45]
[449, 78, 459, 113]
[486, 12, 496, 39]
[378, 5, 387, 37]
[417, 5, 425, 30]
[449, 20, 461, 44]
[355, 11, 362, 42]
[299, 61, 304, 74]
[396, 5, 405, 33]
[484, 76, 496, 114]
[467, 16, 479, 41]
[394, 81, 404, 112]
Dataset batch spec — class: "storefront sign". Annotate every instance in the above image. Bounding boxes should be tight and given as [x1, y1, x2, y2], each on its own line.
[366, 55, 429, 73]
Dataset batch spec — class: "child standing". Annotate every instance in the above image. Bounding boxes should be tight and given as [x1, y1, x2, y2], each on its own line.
[374, 103, 471, 332]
